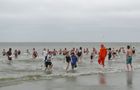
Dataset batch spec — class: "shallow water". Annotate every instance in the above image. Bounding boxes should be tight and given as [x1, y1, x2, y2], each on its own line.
[1, 71, 140, 90]
[0, 42, 140, 87]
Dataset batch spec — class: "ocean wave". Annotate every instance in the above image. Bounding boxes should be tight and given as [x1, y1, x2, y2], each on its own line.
[0, 63, 140, 83]
[0, 53, 140, 87]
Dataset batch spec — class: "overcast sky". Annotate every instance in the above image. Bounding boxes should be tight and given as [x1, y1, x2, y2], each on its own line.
[0, 0, 140, 42]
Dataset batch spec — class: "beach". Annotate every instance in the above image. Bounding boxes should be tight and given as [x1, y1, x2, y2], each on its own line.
[0, 42, 140, 90]
[1, 70, 140, 90]
[1, 0, 140, 89]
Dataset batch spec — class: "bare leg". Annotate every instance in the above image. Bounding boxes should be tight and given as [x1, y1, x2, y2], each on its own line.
[127, 64, 129, 71]
[102, 59, 105, 68]
[78, 56, 82, 64]
[66, 63, 69, 71]
[45, 67, 47, 71]
[130, 64, 133, 71]
[49, 64, 53, 71]
[48, 65, 50, 71]
[72, 65, 74, 70]
[90, 59, 93, 63]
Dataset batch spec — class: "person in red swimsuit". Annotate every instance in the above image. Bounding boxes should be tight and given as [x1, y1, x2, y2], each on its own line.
[98, 44, 107, 67]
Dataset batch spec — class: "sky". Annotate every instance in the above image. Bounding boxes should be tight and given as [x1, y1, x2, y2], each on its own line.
[0, 0, 140, 42]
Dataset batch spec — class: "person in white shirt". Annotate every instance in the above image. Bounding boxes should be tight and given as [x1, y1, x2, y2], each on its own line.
[44, 52, 53, 71]
[42, 48, 48, 60]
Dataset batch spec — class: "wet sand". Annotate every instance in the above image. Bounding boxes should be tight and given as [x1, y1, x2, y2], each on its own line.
[1, 70, 140, 90]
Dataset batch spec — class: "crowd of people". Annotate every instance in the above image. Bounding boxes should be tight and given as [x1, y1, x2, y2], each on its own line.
[1, 44, 136, 72]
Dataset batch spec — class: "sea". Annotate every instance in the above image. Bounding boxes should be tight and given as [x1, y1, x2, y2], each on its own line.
[0, 42, 140, 87]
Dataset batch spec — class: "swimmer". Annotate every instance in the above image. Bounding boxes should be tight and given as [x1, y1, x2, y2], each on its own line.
[108, 48, 112, 60]
[18, 49, 21, 55]
[126, 45, 133, 71]
[71, 53, 78, 70]
[42, 48, 48, 60]
[44, 52, 53, 71]
[98, 44, 107, 68]
[65, 52, 71, 71]
[90, 48, 97, 63]
[2, 49, 6, 56]
[14, 49, 18, 59]
[32, 48, 38, 59]
[132, 47, 136, 55]
[7, 48, 12, 61]
[77, 47, 83, 63]
[26, 49, 30, 56]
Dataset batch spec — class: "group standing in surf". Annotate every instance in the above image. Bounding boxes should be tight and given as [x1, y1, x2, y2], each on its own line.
[1, 44, 136, 72]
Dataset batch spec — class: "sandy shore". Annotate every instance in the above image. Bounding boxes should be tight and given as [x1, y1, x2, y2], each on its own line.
[0, 70, 140, 90]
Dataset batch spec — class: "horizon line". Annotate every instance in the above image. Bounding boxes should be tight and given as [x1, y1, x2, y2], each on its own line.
[0, 41, 139, 43]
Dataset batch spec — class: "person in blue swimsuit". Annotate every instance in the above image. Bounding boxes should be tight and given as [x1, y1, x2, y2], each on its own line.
[71, 53, 78, 70]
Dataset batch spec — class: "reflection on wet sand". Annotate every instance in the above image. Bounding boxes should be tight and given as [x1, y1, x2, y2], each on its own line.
[126, 71, 133, 88]
[99, 73, 107, 85]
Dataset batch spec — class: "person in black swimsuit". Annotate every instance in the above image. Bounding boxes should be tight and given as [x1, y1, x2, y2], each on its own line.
[65, 52, 71, 71]
[108, 48, 112, 60]
[132, 47, 135, 55]
[77, 47, 83, 63]
[7, 48, 12, 61]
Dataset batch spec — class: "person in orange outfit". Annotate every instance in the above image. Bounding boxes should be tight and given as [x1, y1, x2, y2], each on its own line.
[98, 44, 107, 67]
